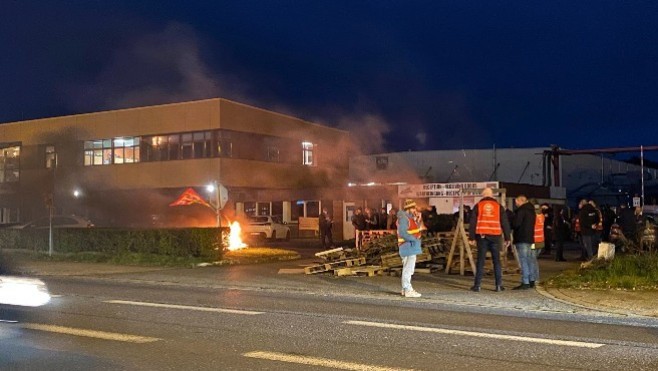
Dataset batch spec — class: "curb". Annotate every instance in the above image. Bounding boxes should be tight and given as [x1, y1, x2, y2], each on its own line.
[535, 285, 650, 317]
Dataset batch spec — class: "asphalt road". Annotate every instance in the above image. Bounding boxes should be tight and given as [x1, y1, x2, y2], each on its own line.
[2, 275, 658, 370]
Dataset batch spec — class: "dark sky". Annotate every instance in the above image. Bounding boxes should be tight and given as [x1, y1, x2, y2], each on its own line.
[2, 1, 658, 156]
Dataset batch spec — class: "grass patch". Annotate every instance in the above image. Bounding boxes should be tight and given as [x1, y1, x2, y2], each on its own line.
[546, 254, 658, 290]
[219, 247, 301, 265]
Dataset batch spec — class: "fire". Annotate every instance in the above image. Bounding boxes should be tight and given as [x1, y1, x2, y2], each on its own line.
[227, 221, 247, 251]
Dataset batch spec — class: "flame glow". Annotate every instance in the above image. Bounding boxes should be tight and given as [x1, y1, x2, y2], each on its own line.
[227, 221, 247, 251]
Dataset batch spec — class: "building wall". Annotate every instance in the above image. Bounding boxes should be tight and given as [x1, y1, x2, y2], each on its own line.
[0, 99, 349, 227]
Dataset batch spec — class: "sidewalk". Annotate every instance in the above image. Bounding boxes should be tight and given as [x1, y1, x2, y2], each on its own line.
[8, 247, 658, 319]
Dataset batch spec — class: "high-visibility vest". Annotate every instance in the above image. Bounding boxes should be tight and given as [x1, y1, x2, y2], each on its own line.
[595, 209, 603, 231]
[475, 200, 502, 236]
[397, 214, 422, 245]
[574, 217, 581, 232]
[534, 213, 545, 243]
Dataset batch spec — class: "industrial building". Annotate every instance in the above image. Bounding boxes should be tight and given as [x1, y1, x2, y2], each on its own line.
[0, 98, 350, 234]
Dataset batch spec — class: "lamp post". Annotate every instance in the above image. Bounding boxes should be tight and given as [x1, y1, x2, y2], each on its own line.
[206, 181, 221, 228]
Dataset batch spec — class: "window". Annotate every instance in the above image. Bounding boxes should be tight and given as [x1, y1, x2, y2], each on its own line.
[45, 145, 57, 169]
[267, 146, 280, 162]
[306, 201, 320, 217]
[0, 145, 20, 183]
[168, 134, 180, 160]
[193, 131, 212, 158]
[216, 131, 233, 157]
[84, 137, 140, 166]
[181, 133, 194, 159]
[376, 156, 388, 170]
[258, 202, 271, 216]
[302, 141, 315, 166]
[243, 202, 256, 216]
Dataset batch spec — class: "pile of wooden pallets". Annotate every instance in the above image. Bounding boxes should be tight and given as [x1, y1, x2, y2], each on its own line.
[305, 232, 456, 277]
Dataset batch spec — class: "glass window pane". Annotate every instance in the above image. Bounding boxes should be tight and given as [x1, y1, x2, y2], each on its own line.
[103, 139, 112, 148]
[113, 148, 124, 164]
[103, 149, 112, 164]
[93, 150, 103, 165]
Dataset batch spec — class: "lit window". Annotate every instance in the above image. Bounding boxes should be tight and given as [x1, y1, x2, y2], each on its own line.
[45, 145, 57, 169]
[302, 141, 315, 166]
[83, 136, 141, 166]
[0, 145, 20, 183]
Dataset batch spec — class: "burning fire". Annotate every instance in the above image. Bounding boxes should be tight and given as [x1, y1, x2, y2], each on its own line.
[227, 221, 247, 251]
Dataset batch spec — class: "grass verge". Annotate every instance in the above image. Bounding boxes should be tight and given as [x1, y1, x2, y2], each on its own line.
[217, 247, 301, 265]
[545, 254, 658, 290]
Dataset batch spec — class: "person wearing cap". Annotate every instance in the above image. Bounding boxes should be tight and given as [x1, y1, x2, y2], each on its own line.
[397, 199, 423, 298]
[468, 188, 511, 292]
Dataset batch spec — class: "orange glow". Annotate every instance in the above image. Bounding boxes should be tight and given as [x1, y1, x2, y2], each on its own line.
[227, 221, 247, 251]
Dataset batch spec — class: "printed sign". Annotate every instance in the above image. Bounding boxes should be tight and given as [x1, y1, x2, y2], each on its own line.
[633, 197, 641, 207]
[298, 217, 319, 231]
[398, 182, 499, 198]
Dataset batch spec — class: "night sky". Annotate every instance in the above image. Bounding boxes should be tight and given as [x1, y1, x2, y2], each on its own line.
[2, 1, 658, 157]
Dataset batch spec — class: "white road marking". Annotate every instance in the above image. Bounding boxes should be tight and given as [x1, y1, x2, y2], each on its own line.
[344, 320, 605, 348]
[22, 323, 160, 343]
[105, 300, 264, 315]
[243, 351, 413, 371]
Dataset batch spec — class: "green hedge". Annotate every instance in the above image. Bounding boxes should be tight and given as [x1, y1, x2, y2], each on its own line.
[0, 228, 228, 261]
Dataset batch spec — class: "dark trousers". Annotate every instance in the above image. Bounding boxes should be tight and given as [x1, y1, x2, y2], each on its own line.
[581, 234, 594, 260]
[473, 235, 503, 288]
[320, 228, 333, 248]
[544, 228, 553, 253]
[555, 235, 565, 260]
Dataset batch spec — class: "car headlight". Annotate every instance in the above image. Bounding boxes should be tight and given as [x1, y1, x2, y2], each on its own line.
[0, 276, 51, 307]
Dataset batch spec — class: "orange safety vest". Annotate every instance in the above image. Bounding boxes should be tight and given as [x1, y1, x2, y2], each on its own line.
[475, 199, 502, 236]
[534, 213, 545, 243]
[397, 214, 422, 245]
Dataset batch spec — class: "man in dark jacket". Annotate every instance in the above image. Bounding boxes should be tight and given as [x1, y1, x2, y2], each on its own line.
[512, 195, 536, 290]
[578, 199, 600, 260]
[617, 203, 637, 240]
[468, 188, 511, 292]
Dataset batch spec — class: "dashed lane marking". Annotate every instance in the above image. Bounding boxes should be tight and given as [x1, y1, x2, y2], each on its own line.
[104, 300, 264, 315]
[243, 351, 414, 371]
[344, 320, 605, 348]
[22, 323, 161, 343]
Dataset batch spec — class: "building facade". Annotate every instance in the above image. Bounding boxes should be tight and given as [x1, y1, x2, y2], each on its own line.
[0, 98, 350, 231]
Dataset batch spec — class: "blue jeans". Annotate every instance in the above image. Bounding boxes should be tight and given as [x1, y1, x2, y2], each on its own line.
[401, 255, 417, 292]
[581, 235, 594, 260]
[531, 248, 542, 282]
[515, 243, 532, 284]
[474, 235, 503, 287]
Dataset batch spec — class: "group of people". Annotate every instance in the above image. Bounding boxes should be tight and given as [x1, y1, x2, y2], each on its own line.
[351, 206, 399, 232]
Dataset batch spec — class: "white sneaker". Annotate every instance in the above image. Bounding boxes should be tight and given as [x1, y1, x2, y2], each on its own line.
[404, 290, 422, 298]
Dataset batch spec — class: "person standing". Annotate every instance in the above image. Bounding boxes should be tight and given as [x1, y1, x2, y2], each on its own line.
[578, 199, 599, 260]
[351, 207, 366, 231]
[378, 207, 388, 230]
[511, 195, 536, 290]
[540, 203, 553, 256]
[319, 207, 334, 249]
[469, 188, 511, 292]
[397, 199, 422, 298]
[530, 203, 545, 287]
[364, 208, 379, 230]
[386, 208, 398, 230]
[554, 208, 569, 261]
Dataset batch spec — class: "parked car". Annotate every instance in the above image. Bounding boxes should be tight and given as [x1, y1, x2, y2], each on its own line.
[9, 215, 94, 229]
[243, 215, 291, 240]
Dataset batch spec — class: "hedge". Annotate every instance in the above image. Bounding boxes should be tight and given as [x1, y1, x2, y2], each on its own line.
[0, 227, 228, 261]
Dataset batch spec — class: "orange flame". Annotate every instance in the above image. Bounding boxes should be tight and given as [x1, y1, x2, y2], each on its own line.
[227, 221, 247, 251]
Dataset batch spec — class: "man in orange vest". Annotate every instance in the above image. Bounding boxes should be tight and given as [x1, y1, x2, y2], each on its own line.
[397, 199, 423, 298]
[468, 188, 511, 292]
[530, 203, 545, 286]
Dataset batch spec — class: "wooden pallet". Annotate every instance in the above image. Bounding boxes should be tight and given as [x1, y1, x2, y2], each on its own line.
[304, 257, 366, 274]
[334, 265, 384, 277]
[381, 250, 432, 268]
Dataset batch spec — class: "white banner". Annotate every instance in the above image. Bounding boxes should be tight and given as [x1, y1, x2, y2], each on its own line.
[398, 182, 499, 198]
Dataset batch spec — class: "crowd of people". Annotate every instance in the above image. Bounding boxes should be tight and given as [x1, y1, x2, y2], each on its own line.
[338, 193, 653, 298]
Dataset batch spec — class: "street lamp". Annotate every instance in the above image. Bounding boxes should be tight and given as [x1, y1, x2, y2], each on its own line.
[206, 181, 220, 228]
[73, 189, 82, 198]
